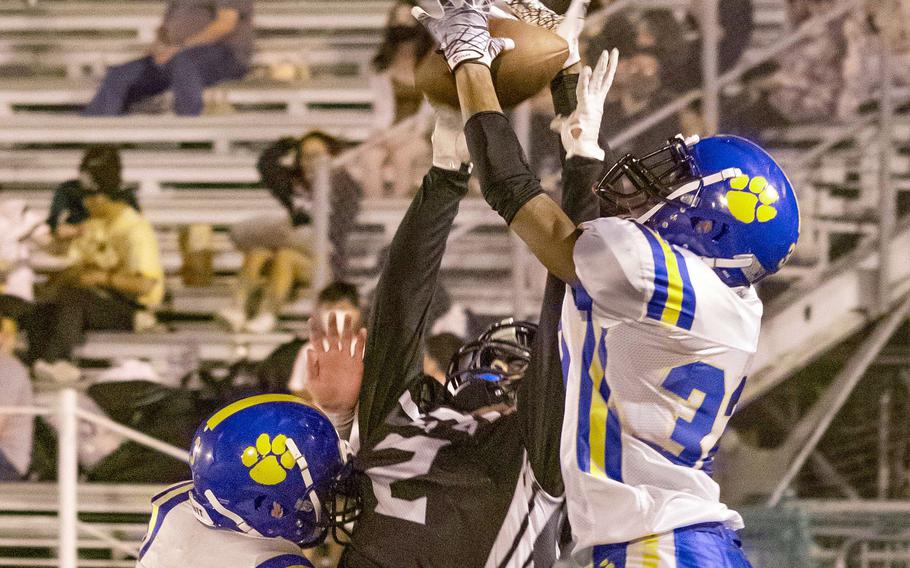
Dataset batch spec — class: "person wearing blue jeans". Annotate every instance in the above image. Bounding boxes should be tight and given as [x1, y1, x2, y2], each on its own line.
[84, 0, 254, 117]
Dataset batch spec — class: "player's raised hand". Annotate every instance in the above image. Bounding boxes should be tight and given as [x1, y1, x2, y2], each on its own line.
[299, 311, 367, 416]
[550, 48, 619, 160]
[412, 0, 515, 71]
[506, 0, 590, 69]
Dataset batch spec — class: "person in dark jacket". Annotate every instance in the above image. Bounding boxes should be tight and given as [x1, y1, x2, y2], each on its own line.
[219, 132, 362, 333]
[47, 145, 140, 240]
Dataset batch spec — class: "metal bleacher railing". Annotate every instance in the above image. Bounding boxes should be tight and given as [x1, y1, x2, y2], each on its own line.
[0, 387, 187, 568]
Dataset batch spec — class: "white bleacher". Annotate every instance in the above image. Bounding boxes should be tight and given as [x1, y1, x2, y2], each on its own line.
[0, 77, 377, 117]
[0, 1, 393, 42]
[0, 483, 160, 568]
[0, 37, 377, 81]
[0, 114, 374, 154]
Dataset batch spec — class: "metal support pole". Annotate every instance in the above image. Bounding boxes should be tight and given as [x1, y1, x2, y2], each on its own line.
[699, 0, 721, 134]
[312, 155, 332, 293]
[767, 294, 910, 506]
[57, 388, 78, 568]
[877, 39, 896, 316]
[878, 390, 892, 499]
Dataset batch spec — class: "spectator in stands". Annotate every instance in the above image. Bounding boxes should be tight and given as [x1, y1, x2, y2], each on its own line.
[220, 132, 361, 334]
[256, 281, 363, 395]
[0, 199, 49, 311]
[361, 0, 433, 198]
[47, 146, 139, 240]
[0, 297, 33, 481]
[422, 332, 463, 385]
[0, 351, 33, 481]
[767, 1, 847, 123]
[24, 182, 164, 384]
[588, 11, 700, 155]
[83, 0, 253, 116]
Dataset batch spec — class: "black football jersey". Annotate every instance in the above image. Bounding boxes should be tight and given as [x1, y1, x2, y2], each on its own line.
[341, 109, 603, 567]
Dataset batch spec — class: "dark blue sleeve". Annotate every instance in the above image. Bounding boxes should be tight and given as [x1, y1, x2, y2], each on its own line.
[256, 554, 314, 568]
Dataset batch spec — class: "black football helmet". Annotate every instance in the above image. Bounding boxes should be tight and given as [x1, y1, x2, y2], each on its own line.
[444, 319, 537, 412]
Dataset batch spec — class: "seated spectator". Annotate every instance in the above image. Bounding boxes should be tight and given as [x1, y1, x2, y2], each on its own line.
[47, 146, 139, 240]
[256, 281, 363, 395]
[0, 351, 33, 481]
[83, 0, 253, 116]
[219, 132, 361, 333]
[422, 333, 464, 385]
[360, 0, 433, 197]
[0, 199, 49, 309]
[23, 184, 164, 383]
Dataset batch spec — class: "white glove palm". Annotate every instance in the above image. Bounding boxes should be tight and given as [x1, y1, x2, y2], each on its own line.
[550, 48, 619, 161]
[506, 0, 590, 69]
[413, 0, 515, 71]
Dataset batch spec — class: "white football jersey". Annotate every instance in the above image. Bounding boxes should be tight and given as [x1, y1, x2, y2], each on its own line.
[559, 217, 762, 551]
[136, 482, 312, 568]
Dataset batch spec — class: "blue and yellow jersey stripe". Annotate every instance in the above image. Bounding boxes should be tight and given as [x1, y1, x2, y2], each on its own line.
[634, 224, 697, 331]
[139, 481, 194, 559]
[573, 286, 623, 482]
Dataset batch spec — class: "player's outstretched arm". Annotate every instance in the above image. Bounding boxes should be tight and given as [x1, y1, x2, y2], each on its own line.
[455, 63, 580, 284]
[357, 106, 472, 440]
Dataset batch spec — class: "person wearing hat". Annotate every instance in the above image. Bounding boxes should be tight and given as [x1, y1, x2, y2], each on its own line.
[47, 145, 140, 241]
[24, 176, 164, 384]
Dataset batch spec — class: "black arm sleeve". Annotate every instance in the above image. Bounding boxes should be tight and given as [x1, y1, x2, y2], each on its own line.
[358, 166, 470, 440]
[464, 111, 543, 224]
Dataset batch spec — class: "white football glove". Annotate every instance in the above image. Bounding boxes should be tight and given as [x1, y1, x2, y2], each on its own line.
[550, 48, 618, 161]
[412, 0, 515, 71]
[431, 104, 471, 171]
[506, 0, 590, 69]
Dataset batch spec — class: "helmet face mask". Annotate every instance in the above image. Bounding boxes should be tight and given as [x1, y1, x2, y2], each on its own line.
[444, 320, 537, 412]
[596, 136, 701, 218]
[595, 134, 800, 287]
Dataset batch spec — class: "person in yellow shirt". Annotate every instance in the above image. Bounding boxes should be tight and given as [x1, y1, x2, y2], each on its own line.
[24, 182, 164, 384]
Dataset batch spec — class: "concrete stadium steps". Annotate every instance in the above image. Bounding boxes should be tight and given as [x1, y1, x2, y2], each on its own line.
[0, 114, 374, 153]
[0, 77, 377, 117]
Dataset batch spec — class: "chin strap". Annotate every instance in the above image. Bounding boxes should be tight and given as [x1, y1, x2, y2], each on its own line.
[635, 167, 742, 224]
[197, 489, 264, 537]
[285, 438, 323, 523]
[699, 254, 756, 269]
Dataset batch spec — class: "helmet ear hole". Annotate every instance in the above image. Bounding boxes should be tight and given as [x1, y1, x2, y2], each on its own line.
[254, 495, 267, 510]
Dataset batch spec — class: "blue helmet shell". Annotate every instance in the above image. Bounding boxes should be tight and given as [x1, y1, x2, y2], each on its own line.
[644, 135, 800, 287]
[188, 395, 347, 547]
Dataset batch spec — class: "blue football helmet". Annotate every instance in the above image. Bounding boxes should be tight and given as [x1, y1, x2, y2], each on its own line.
[187, 394, 358, 547]
[445, 319, 537, 411]
[596, 134, 800, 287]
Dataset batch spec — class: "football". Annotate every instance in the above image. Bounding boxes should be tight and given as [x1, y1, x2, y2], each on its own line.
[414, 18, 569, 109]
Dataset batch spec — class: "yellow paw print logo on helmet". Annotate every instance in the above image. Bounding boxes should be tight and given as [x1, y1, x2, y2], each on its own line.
[241, 433, 296, 485]
[598, 561, 616, 568]
[726, 175, 780, 224]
